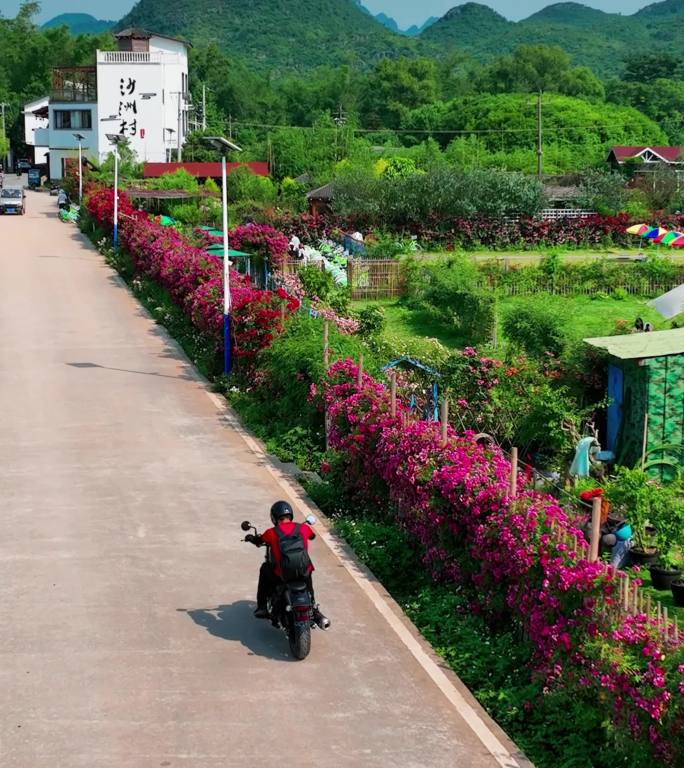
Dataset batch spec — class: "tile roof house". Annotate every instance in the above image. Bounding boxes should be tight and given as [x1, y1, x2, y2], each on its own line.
[607, 146, 683, 168]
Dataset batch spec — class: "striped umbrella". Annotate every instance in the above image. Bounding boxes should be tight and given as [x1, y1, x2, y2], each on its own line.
[662, 231, 683, 246]
[643, 227, 668, 240]
[626, 223, 650, 235]
[669, 236, 684, 248]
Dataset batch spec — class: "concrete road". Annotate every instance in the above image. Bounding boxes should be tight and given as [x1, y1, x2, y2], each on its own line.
[0, 192, 528, 768]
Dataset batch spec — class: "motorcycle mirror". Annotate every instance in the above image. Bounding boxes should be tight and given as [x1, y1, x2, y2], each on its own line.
[305, 514, 317, 526]
[240, 521, 251, 531]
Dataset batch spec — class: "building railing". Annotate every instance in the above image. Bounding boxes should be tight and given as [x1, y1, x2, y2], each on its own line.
[49, 88, 97, 103]
[97, 51, 171, 64]
[540, 208, 597, 220]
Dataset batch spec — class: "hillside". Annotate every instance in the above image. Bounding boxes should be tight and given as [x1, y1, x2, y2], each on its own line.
[421, 1, 684, 76]
[116, 0, 414, 72]
[42, 13, 115, 35]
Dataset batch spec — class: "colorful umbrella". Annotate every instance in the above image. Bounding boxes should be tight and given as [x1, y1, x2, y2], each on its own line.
[662, 231, 683, 246]
[626, 223, 650, 235]
[669, 236, 684, 248]
[643, 227, 668, 240]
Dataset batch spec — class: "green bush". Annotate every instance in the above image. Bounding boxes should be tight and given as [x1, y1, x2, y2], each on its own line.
[241, 314, 372, 441]
[169, 202, 203, 226]
[503, 303, 566, 359]
[298, 265, 334, 301]
[355, 305, 386, 337]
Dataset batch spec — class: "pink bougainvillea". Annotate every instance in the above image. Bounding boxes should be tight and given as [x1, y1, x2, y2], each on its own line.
[86, 187, 299, 364]
[315, 359, 684, 765]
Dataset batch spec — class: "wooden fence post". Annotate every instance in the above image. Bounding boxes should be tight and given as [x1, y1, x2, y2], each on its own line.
[441, 398, 449, 448]
[509, 447, 519, 498]
[589, 496, 602, 563]
[323, 321, 329, 370]
[390, 371, 397, 418]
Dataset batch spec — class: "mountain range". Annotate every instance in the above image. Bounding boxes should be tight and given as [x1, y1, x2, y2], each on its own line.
[42, 13, 115, 35]
[42, 0, 684, 77]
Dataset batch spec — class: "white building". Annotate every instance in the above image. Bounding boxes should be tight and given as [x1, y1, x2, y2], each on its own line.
[28, 28, 190, 180]
[23, 96, 50, 166]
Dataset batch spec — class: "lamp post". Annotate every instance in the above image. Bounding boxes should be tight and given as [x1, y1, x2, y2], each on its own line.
[164, 128, 176, 163]
[202, 136, 243, 375]
[73, 132, 85, 205]
[105, 133, 125, 247]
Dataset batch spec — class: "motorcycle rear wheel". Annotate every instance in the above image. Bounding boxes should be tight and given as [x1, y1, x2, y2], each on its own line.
[289, 624, 311, 660]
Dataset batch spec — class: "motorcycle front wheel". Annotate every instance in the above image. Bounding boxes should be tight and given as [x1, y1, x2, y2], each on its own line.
[288, 621, 311, 660]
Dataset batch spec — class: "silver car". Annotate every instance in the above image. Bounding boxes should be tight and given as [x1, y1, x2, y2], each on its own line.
[0, 187, 26, 215]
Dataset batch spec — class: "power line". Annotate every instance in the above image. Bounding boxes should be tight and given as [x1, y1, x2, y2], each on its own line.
[229, 119, 668, 138]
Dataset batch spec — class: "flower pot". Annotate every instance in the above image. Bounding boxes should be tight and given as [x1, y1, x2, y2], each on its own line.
[629, 547, 659, 567]
[671, 579, 684, 608]
[649, 564, 682, 591]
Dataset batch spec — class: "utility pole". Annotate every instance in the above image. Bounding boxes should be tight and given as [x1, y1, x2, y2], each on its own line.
[0, 102, 9, 170]
[202, 84, 207, 131]
[536, 90, 543, 181]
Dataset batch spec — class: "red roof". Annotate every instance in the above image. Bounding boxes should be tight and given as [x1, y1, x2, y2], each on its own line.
[143, 162, 270, 178]
[609, 146, 682, 163]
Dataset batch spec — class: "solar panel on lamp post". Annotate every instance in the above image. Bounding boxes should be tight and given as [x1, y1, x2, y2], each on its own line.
[201, 136, 243, 376]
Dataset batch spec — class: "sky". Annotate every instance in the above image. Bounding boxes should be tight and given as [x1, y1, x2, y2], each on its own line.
[2, 0, 653, 29]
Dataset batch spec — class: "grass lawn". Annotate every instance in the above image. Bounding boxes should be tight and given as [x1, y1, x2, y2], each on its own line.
[354, 294, 667, 351]
[419, 246, 684, 266]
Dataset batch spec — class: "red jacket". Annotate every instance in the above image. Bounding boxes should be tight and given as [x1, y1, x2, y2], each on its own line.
[261, 521, 315, 577]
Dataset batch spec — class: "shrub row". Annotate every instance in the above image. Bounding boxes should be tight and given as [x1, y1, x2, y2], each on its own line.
[314, 359, 684, 765]
[85, 187, 299, 369]
[269, 210, 684, 252]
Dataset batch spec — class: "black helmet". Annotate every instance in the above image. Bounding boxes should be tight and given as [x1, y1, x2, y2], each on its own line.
[270, 500, 294, 525]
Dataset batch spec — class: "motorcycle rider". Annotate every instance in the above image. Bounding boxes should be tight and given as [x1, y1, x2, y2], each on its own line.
[245, 500, 330, 629]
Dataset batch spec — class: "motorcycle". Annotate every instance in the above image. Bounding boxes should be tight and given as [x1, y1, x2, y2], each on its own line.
[241, 516, 318, 660]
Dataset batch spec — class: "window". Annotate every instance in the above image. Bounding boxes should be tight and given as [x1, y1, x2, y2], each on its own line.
[53, 110, 92, 130]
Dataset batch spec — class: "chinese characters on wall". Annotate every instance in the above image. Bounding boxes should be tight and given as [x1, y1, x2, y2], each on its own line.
[118, 77, 137, 137]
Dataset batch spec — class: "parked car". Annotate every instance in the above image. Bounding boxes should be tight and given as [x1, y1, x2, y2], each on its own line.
[16, 159, 31, 173]
[0, 187, 26, 215]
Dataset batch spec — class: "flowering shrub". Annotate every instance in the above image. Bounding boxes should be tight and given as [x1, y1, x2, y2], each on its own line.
[86, 187, 299, 366]
[314, 360, 684, 764]
[196, 223, 289, 268]
[268, 210, 648, 251]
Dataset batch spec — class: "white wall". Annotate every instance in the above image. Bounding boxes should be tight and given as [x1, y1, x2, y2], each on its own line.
[47, 102, 98, 179]
[24, 97, 50, 166]
[96, 39, 188, 165]
[24, 97, 49, 145]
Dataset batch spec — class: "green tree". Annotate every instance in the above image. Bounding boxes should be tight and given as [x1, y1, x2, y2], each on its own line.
[360, 58, 439, 129]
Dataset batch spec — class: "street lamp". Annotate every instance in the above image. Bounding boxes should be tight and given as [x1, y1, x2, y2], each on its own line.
[73, 132, 85, 205]
[105, 133, 125, 247]
[202, 136, 243, 375]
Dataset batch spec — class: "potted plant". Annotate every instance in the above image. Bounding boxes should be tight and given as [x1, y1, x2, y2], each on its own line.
[671, 578, 684, 606]
[648, 483, 684, 588]
[605, 467, 659, 566]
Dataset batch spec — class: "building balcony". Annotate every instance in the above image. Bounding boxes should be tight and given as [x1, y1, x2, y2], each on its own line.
[96, 51, 182, 65]
[50, 67, 97, 103]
